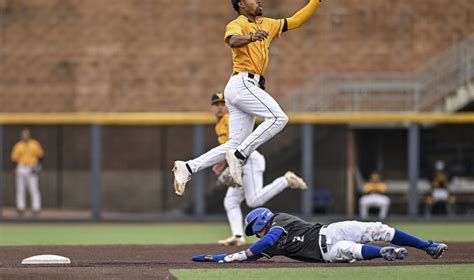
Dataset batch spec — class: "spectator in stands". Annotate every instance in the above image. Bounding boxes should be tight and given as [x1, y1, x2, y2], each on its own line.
[11, 128, 44, 216]
[424, 161, 456, 216]
[359, 171, 390, 220]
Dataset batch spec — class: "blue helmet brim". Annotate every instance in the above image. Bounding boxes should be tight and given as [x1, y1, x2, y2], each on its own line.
[245, 220, 256, 236]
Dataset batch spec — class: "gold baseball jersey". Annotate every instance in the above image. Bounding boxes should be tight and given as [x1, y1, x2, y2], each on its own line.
[11, 139, 44, 165]
[224, 16, 284, 75]
[363, 182, 387, 194]
[215, 113, 230, 145]
[432, 172, 448, 188]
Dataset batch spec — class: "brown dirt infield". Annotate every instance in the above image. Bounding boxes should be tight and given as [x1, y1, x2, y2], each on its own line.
[0, 243, 473, 279]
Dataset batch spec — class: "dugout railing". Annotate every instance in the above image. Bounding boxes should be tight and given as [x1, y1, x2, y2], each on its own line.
[0, 112, 474, 221]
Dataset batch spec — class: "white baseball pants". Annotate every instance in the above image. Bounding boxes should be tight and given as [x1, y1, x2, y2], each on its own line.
[187, 73, 288, 173]
[359, 194, 391, 220]
[319, 221, 395, 263]
[223, 151, 290, 237]
[16, 164, 41, 212]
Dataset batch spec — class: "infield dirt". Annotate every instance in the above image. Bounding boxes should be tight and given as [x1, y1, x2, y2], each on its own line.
[0, 243, 473, 279]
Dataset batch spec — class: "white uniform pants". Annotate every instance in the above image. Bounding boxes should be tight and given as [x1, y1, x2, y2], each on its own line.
[16, 164, 41, 212]
[187, 73, 288, 173]
[359, 194, 391, 220]
[319, 221, 395, 263]
[223, 151, 289, 236]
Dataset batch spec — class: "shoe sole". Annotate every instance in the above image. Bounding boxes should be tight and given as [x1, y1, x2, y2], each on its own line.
[381, 248, 397, 261]
[291, 177, 307, 190]
[381, 247, 407, 261]
[225, 151, 243, 186]
[433, 245, 448, 259]
[172, 162, 185, 196]
[286, 172, 308, 190]
[396, 248, 408, 260]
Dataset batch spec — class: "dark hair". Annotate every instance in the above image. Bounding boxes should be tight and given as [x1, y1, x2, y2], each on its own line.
[231, 0, 240, 13]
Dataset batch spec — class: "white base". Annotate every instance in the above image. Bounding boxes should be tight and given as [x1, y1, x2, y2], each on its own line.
[22, 254, 71, 265]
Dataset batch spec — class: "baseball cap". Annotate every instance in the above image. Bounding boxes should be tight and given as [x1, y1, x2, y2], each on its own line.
[211, 92, 225, 105]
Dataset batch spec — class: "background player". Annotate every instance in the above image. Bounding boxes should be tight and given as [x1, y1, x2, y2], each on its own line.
[209, 93, 307, 246]
[359, 171, 391, 220]
[172, 0, 322, 195]
[193, 207, 448, 263]
[11, 128, 44, 216]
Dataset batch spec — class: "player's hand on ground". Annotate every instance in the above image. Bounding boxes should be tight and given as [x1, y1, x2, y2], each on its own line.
[224, 251, 248, 262]
[192, 253, 227, 262]
[251, 30, 269, 42]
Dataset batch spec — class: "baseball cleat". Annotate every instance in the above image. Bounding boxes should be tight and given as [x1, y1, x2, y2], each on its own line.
[218, 236, 246, 246]
[380, 247, 408, 261]
[172, 161, 191, 196]
[285, 171, 307, 190]
[225, 150, 244, 186]
[425, 241, 448, 259]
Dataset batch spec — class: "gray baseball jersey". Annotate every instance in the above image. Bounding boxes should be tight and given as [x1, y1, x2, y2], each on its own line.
[261, 213, 324, 262]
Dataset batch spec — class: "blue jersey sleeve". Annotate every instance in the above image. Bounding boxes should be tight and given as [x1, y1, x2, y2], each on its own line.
[249, 227, 284, 255]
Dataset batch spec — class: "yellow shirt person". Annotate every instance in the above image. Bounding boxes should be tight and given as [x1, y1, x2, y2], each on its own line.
[359, 172, 390, 220]
[216, 113, 230, 145]
[363, 181, 388, 194]
[11, 133, 44, 166]
[225, 0, 321, 75]
[225, 16, 284, 75]
[11, 129, 44, 215]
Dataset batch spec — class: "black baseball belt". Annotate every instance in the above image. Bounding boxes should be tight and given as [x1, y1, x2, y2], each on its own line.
[320, 234, 328, 253]
[233, 72, 266, 90]
[320, 225, 328, 254]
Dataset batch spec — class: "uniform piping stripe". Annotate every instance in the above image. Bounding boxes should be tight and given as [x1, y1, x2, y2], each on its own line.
[240, 77, 278, 156]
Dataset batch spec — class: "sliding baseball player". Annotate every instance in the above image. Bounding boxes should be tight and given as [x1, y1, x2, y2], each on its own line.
[193, 207, 448, 263]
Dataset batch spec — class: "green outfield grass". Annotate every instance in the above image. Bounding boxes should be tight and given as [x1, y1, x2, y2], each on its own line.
[171, 264, 474, 280]
[0, 222, 472, 246]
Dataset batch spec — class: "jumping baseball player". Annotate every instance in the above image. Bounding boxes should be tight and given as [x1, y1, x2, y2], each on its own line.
[209, 93, 307, 246]
[11, 128, 44, 216]
[192, 207, 448, 263]
[172, 0, 322, 196]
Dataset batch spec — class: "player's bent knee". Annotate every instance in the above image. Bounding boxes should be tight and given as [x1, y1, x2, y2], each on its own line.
[277, 114, 289, 127]
[363, 222, 395, 242]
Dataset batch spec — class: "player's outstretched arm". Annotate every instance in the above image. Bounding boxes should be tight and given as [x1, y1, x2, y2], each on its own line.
[224, 227, 284, 262]
[192, 228, 284, 263]
[285, 0, 322, 31]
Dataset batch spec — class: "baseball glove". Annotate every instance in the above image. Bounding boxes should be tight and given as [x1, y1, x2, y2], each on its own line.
[216, 167, 235, 188]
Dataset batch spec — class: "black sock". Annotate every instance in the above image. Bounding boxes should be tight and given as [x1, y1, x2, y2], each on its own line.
[185, 163, 193, 174]
[235, 235, 242, 238]
[234, 150, 246, 161]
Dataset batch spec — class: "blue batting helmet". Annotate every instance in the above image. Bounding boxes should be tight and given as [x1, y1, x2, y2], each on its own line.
[231, 0, 239, 12]
[244, 207, 274, 236]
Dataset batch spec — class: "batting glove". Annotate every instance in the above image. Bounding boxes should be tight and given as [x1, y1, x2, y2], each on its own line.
[224, 251, 248, 262]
